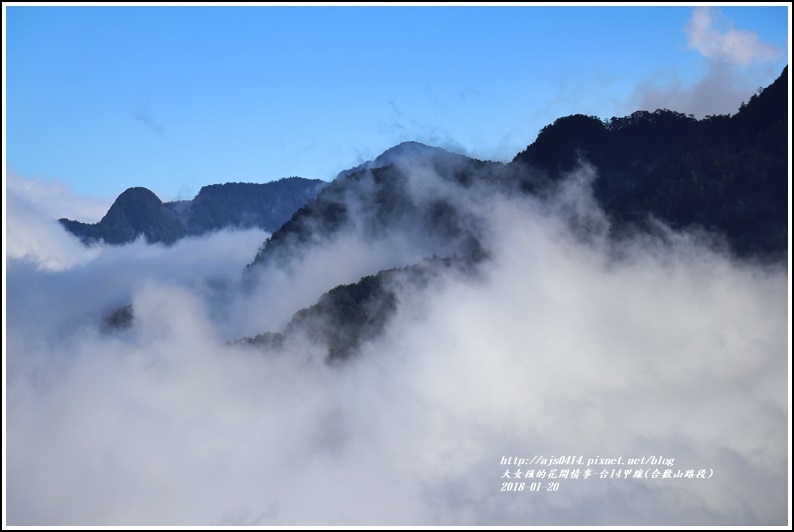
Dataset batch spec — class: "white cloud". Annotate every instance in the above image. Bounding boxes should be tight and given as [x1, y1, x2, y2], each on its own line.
[685, 7, 780, 66]
[5, 171, 114, 270]
[7, 170, 109, 222]
[4, 164, 788, 525]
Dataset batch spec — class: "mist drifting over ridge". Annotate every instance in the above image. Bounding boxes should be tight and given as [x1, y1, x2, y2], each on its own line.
[5, 70, 790, 525]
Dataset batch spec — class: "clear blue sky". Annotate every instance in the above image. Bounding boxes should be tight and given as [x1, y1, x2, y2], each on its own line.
[4, 4, 790, 202]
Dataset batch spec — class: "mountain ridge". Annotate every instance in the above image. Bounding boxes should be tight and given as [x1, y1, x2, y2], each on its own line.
[511, 65, 788, 258]
[232, 66, 788, 362]
[99, 67, 787, 364]
[59, 177, 328, 246]
[335, 141, 473, 180]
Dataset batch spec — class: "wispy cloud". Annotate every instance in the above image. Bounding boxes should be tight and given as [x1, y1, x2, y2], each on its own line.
[631, 62, 753, 117]
[5, 162, 788, 525]
[133, 103, 165, 136]
[685, 7, 780, 66]
[6, 172, 109, 270]
[630, 7, 782, 117]
[379, 99, 470, 157]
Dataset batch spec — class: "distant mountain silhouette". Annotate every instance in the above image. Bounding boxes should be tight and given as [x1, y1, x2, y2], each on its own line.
[60, 187, 187, 245]
[60, 177, 328, 245]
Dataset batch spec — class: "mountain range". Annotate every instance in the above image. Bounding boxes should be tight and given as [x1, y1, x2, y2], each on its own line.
[96, 66, 788, 361]
[60, 177, 328, 245]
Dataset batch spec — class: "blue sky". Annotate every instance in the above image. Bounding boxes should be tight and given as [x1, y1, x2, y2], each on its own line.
[4, 4, 790, 203]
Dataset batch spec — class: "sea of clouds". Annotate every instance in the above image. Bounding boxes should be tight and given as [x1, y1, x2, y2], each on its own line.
[4, 165, 788, 526]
